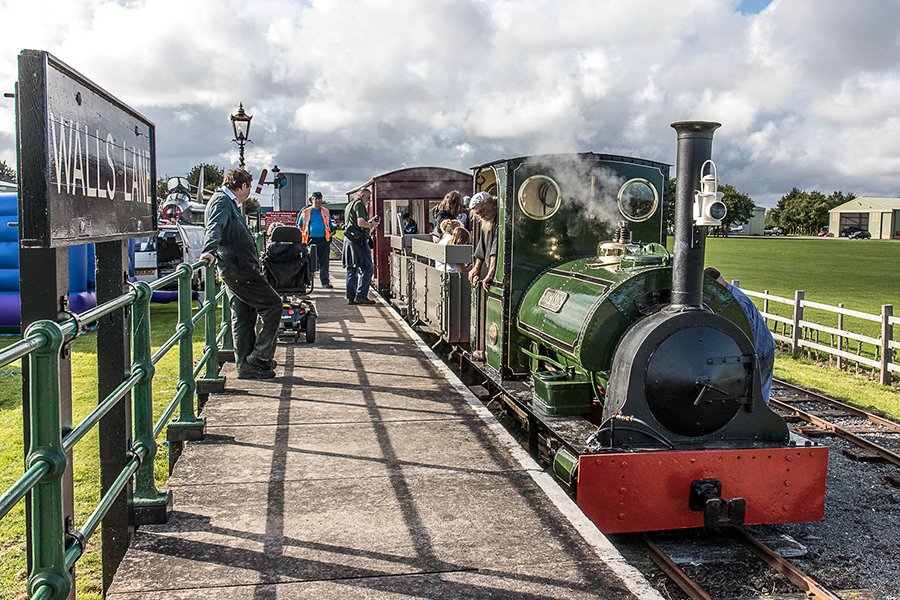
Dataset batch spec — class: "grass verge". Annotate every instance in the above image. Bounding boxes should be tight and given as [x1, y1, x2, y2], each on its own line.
[0, 302, 206, 600]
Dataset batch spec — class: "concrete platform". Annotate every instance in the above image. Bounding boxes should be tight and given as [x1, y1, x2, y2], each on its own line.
[108, 271, 660, 599]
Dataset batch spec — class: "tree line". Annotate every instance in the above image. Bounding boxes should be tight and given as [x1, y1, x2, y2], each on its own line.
[0, 159, 16, 183]
[765, 188, 854, 235]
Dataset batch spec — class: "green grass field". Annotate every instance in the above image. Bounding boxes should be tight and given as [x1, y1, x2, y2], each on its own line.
[701, 236, 898, 313]
[701, 236, 899, 418]
[0, 302, 205, 600]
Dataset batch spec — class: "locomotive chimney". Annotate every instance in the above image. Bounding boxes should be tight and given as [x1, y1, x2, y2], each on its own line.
[669, 120, 721, 310]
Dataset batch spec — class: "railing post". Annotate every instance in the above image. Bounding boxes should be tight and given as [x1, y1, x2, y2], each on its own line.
[24, 320, 72, 600]
[196, 263, 226, 409]
[219, 288, 236, 364]
[95, 241, 133, 590]
[881, 304, 893, 386]
[791, 290, 804, 355]
[837, 303, 844, 370]
[166, 264, 206, 454]
[130, 282, 172, 525]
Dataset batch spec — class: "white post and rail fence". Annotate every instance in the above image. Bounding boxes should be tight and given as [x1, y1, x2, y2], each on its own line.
[733, 282, 897, 386]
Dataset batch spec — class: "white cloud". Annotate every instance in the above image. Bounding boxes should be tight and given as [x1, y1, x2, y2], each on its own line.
[1, 0, 899, 206]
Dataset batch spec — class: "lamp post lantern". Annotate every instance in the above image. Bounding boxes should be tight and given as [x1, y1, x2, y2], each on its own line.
[230, 102, 253, 168]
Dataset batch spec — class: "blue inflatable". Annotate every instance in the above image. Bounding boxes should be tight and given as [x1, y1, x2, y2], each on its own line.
[0, 192, 97, 332]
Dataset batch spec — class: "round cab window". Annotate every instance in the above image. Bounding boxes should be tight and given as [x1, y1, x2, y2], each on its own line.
[617, 178, 658, 222]
[518, 175, 561, 220]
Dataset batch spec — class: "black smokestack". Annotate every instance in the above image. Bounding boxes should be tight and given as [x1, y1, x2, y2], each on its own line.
[669, 121, 720, 310]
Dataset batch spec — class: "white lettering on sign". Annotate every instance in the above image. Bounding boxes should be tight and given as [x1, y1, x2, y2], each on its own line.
[105, 132, 116, 199]
[47, 110, 151, 204]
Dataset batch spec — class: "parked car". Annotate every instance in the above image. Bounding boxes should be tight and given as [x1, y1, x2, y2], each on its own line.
[133, 223, 206, 288]
[764, 226, 784, 236]
[840, 226, 862, 237]
[848, 230, 872, 239]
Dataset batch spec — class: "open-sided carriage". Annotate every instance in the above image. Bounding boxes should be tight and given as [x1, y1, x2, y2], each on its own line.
[261, 226, 318, 343]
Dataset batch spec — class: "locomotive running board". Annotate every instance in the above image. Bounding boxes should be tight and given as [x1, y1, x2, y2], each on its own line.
[576, 446, 828, 534]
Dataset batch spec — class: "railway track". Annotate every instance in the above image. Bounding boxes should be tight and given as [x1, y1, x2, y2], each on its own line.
[770, 379, 900, 470]
[639, 528, 845, 600]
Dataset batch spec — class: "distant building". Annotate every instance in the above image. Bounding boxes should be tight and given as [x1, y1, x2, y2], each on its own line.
[828, 197, 900, 239]
[0, 180, 15, 193]
[745, 206, 766, 236]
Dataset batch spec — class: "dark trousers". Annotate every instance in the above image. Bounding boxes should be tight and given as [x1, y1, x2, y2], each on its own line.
[310, 236, 331, 285]
[222, 270, 282, 371]
[343, 238, 374, 300]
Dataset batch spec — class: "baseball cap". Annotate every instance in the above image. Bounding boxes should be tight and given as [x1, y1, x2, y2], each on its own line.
[310, 191, 323, 200]
[469, 191, 492, 207]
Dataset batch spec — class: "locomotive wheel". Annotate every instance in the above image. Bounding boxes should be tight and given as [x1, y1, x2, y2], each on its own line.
[305, 315, 316, 344]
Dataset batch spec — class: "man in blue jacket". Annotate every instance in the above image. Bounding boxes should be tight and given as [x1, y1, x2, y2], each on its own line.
[200, 168, 281, 380]
[705, 267, 776, 403]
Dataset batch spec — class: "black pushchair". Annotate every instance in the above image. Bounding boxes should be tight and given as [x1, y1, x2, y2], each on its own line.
[261, 226, 317, 343]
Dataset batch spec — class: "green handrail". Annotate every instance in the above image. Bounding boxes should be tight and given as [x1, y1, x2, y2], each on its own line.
[0, 255, 233, 600]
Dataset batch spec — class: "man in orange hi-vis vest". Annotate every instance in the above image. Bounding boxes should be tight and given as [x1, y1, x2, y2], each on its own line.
[297, 192, 334, 288]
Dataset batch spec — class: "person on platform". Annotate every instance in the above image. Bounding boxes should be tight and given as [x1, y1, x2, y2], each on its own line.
[343, 188, 379, 305]
[297, 191, 334, 288]
[200, 168, 281, 380]
[705, 267, 776, 403]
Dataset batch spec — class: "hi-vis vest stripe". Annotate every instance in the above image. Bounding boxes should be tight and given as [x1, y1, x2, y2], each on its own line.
[298, 207, 331, 244]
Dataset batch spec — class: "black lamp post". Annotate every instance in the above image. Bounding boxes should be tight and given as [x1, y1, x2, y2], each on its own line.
[230, 102, 253, 168]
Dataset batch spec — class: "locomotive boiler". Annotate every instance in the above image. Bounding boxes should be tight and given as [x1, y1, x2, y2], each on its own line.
[391, 121, 828, 534]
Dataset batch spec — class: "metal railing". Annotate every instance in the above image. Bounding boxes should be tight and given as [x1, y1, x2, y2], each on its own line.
[737, 283, 896, 386]
[0, 259, 233, 600]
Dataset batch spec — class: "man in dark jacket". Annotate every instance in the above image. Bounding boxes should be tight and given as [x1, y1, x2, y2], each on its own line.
[200, 168, 281, 380]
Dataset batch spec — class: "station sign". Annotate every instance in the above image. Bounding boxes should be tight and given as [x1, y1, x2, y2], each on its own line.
[16, 49, 157, 247]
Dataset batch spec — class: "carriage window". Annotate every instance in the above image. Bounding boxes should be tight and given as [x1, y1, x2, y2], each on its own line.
[617, 178, 658, 222]
[518, 175, 561, 220]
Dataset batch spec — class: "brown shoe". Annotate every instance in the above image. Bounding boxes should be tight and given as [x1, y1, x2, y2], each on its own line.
[354, 297, 376, 305]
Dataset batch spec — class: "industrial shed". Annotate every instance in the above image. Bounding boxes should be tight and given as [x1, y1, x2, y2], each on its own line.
[828, 197, 900, 239]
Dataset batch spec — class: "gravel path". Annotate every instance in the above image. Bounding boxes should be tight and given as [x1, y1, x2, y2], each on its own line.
[751, 436, 900, 599]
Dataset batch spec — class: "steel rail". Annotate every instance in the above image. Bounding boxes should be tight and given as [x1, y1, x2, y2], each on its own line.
[731, 527, 841, 600]
[774, 379, 900, 433]
[771, 396, 900, 467]
[639, 534, 711, 600]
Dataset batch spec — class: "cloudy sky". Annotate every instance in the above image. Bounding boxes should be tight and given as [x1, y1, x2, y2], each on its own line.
[1, 0, 899, 207]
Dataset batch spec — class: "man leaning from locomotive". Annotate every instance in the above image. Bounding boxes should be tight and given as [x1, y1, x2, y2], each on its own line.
[297, 191, 334, 288]
[467, 191, 499, 361]
[200, 168, 282, 380]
